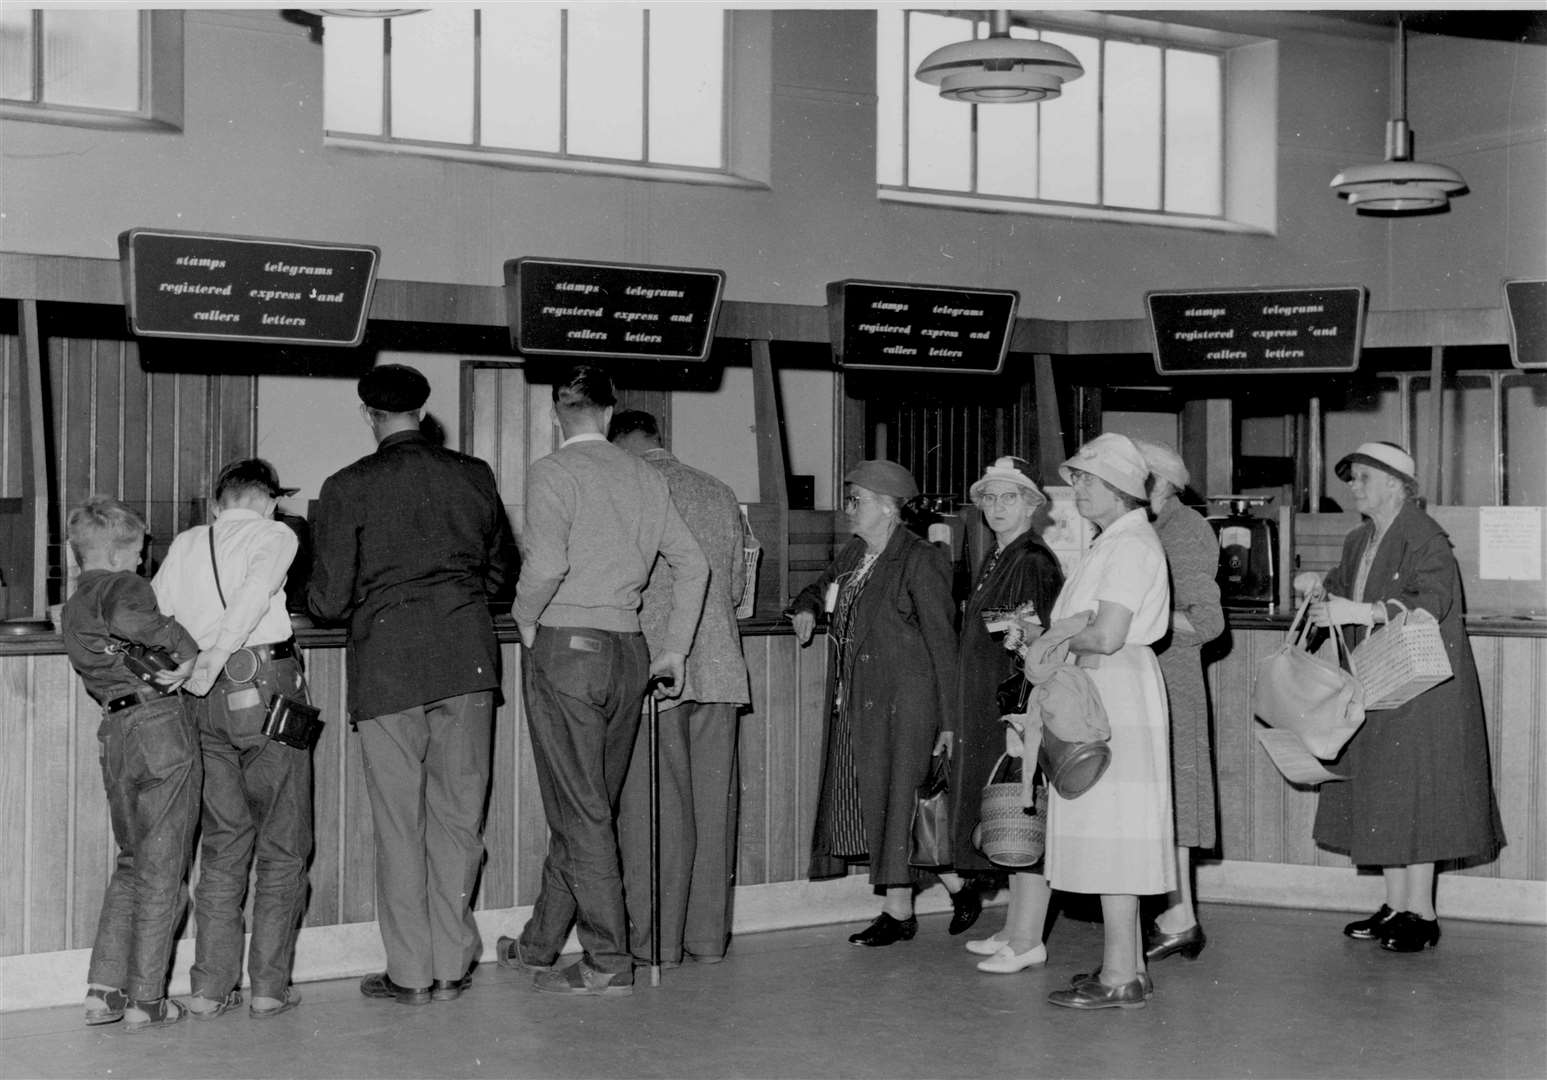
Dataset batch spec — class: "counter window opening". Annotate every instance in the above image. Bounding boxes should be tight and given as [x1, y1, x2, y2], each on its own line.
[877, 9, 1276, 235]
[0, 8, 183, 132]
[321, 7, 771, 188]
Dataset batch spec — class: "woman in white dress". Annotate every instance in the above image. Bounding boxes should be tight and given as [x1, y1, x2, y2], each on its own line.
[1042, 433, 1175, 1010]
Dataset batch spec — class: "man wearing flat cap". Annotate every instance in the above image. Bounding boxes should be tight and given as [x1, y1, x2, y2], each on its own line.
[309, 363, 519, 1006]
[152, 457, 313, 1018]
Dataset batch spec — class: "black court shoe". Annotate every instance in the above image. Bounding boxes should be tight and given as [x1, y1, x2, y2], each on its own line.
[848, 913, 918, 947]
[1343, 904, 1398, 940]
[1379, 912, 1441, 953]
[948, 886, 983, 935]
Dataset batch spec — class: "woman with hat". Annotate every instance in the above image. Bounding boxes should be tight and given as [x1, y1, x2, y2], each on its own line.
[1035, 433, 1175, 1010]
[1132, 440, 1225, 966]
[1298, 442, 1502, 952]
[945, 457, 1064, 972]
[789, 460, 958, 947]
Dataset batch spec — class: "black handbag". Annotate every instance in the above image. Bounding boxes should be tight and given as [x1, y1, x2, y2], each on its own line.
[909, 751, 952, 868]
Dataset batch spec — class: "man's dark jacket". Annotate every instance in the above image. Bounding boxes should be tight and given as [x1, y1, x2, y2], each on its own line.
[308, 429, 518, 723]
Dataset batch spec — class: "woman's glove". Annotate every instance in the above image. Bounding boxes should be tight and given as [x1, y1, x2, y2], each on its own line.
[1308, 594, 1373, 628]
[1003, 718, 1025, 758]
[1293, 571, 1325, 599]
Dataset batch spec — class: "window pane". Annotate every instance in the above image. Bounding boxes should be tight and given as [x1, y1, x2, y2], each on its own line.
[1103, 40, 1161, 209]
[323, 16, 384, 136]
[1165, 48, 1222, 215]
[481, 6, 560, 152]
[907, 12, 972, 191]
[1, 8, 33, 101]
[568, 6, 644, 160]
[876, 7, 903, 185]
[977, 25, 1039, 197]
[1038, 30, 1099, 204]
[391, 7, 473, 143]
[42, 8, 139, 111]
[648, 7, 722, 167]
[1502, 373, 1547, 505]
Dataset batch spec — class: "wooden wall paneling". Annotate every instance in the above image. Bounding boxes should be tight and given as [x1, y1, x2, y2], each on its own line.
[69, 678, 109, 950]
[479, 645, 518, 911]
[1209, 633, 1254, 861]
[760, 634, 802, 883]
[28, 654, 74, 952]
[92, 343, 124, 499]
[303, 645, 345, 926]
[120, 342, 149, 519]
[145, 357, 179, 564]
[338, 662, 377, 925]
[0, 656, 29, 955]
[2, 333, 17, 497]
[736, 638, 770, 886]
[214, 370, 256, 479]
[177, 371, 209, 534]
[466, 367, 501, 483]
[514, 649, 549, 907]
[1483, 637, 1545, 882]
[795, 638, 829, 881]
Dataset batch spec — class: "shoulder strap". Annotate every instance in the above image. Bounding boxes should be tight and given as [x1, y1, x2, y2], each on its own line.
[208, 525, 226, 609]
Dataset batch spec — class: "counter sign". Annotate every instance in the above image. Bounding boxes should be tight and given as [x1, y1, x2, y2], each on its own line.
[1146, 286, 1368, 375]
[827, 280, 1018, 374]
[506, 258, 726, 362]
[118, 228, 379, 346]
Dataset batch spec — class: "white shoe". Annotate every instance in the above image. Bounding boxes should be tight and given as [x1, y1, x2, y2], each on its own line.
[965, 932, 1008, 956]
[976, 943, 1047, 973]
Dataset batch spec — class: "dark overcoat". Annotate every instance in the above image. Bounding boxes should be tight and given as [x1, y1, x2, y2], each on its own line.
[1313, 500, 1504, 867]
[308, 429, 519, 724]
[792, 526, 957, 887]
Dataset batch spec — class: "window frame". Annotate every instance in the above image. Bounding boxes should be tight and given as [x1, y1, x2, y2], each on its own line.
[878, 9, 1276, 235]
[322, 8, 770, 190]
[0, 9, 183, 132]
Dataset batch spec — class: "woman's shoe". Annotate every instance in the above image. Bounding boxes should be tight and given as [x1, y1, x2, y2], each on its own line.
[976, 943, 1046, 973]
[1378, 912, 1440, 952]
[965, 932, 1009, 956]
[1071, 967, 1154, 995]
[1048, 975, 1148, 1010]
[1343, 904, 1398, 940]
[948, 886, 983, 935]
[848, 913, 918, 947]
[1144, 922, 1206, 962]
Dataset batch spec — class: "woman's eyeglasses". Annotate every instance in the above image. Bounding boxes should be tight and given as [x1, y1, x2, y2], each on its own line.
[843, 494, 877, 511]
[975, 490, 1024, 509]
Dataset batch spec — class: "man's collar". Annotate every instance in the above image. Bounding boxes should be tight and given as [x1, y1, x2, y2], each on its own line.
[561, 432, 608, 448]
[641, 447, 674, 461]
[214, 507, 264, 522]
[378, 429, 426, 449]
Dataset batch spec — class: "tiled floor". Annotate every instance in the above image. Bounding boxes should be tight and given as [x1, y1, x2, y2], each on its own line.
[2, 903, 1543, 1079]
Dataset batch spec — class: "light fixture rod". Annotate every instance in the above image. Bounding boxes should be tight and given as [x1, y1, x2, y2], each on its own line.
[988, 9, 1011, 37]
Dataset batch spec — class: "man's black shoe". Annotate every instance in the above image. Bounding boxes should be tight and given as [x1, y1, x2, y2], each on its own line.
[359, 972, 432, 1005]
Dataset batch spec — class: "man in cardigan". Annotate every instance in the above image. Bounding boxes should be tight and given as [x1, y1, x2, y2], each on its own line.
[608, 409, 752, 966]
[500, 367, 708, 997]
[309, 363, 518, 1006]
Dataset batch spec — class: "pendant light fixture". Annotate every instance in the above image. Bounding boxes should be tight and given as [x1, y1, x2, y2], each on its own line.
[1330, 15, 1467, 214]
[915, 10, 1084, 104]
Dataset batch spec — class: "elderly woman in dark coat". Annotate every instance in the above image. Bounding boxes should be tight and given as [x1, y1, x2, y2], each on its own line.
[1303, 441, 1503, 952]
[790, 460, 958, 948]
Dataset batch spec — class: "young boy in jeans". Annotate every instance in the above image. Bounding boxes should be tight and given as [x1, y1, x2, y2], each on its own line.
[61, 496, 201, 1031]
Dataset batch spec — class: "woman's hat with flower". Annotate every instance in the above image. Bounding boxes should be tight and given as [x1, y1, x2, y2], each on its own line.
[969, 456, 1047, 507]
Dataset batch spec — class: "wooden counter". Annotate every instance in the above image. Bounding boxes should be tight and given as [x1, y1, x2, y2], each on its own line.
[2, 615, 1542, 1011]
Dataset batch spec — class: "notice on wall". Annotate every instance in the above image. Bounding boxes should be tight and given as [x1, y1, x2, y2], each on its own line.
[1478, 506, 1544, 581]
[118, 228, 379, 347]
[826, 280, 1019, 375]
[1146, 286, 1368, 375]
[505, 258, 726, 362]
[1504, 279, 1547, 370]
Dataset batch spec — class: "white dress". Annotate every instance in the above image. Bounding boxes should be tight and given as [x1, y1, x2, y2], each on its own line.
[1044, 508, 1177, 896]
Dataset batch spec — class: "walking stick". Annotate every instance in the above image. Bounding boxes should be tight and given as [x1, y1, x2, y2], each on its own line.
[645, 673, 670, 987]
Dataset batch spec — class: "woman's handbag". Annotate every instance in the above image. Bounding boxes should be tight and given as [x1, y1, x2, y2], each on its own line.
[909, 751, 952, 868]
[972, 752, 1046, 868]
[1351, 599, 1453, 710]
[1252, 596, 1366, 760]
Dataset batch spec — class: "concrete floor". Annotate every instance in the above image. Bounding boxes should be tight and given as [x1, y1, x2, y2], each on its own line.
[2, 903, 1543, 1080]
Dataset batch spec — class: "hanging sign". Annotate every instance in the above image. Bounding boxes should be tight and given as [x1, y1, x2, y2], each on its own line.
[118, 228, 379, 347]
[1146, 285, 1368, 375]
[827, 280, 1018, 375]
[505, 257, 726, 362]
[1504, 279, 1547, 370]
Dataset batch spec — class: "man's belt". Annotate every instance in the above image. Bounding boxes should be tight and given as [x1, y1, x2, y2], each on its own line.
[104, 687, 159, 715]
[250, 638, 298, 663]
[222, 638, 299, 684]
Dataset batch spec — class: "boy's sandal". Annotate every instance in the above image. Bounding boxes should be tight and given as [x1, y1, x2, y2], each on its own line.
[250, 986, 301, 1019]
[123, 997, 187, 1032]
[190, 989, 243, 1021]
[84, 987, 129, 1025]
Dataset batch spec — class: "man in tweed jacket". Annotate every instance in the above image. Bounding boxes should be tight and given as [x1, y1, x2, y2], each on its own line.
[610, 410, 751, 965]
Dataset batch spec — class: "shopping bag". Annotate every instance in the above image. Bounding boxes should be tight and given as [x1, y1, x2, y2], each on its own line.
[1352, 599, 1453, 710]
[1252, 596, 1365, 760]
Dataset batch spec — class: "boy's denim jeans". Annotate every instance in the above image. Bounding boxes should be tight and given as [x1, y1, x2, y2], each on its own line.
[89, 694, 201, 1001]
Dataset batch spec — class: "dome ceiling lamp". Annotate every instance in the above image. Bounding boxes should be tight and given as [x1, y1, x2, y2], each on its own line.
[1330, 15, 1467, 215]
[915, 10, 1084, 104]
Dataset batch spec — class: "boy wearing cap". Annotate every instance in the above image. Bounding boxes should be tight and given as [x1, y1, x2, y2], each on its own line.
[152, 457, 313, 1019]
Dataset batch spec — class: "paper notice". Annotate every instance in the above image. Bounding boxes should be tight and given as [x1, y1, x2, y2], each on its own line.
[1478, 507, 1544, 581]
[1256, 728, 1347, 786]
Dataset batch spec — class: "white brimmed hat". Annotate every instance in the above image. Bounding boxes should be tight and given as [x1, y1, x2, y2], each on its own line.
[1335, 441, 1416, 485]
[1133, 439, 1189, 492]
[1059, 433, 1149, 501]
[969, 456, 1047, 507]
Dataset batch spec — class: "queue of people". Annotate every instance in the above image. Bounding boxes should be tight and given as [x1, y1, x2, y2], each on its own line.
[59, 364, 1501, 1027]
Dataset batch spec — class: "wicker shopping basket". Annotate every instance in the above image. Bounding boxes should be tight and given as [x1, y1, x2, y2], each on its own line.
[1351, 599, 1453, 710]
[974, 753, 1046, 868]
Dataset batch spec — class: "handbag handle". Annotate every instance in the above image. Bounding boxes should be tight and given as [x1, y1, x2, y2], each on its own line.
[1287, 593, 1359, 678]
[985, 751, 1036, 809]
